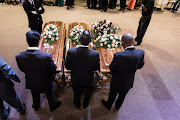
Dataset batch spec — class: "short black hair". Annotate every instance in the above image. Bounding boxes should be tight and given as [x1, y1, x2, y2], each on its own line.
[26, 30, 40, 47]
[79, 30, 92, 46]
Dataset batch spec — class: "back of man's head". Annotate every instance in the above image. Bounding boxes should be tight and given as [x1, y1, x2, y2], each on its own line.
[26, 30, 40, 47]
[79, 30, 92, 46]
[121, 33, 134, 48]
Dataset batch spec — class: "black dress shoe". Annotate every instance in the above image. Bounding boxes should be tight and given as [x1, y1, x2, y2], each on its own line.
[101, 99, 111, 110]
[115, 104, 121, 110]
[73, 101, 81, 109]
[118, 8, 122, 11]
[50, 101, 62, 112]
[67, 6, 69, 9]
[134, 41, 141, 46]
[3, 106, 10, 120]
[32, 105, 40, 111]
[19, 102, 26, 115]
[83, 102, 89, 109]
[70, 5, 74, 8]
[122, 9, 125, 13]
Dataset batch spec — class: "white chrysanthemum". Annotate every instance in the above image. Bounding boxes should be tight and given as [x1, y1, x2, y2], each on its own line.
[46, 25, 49, 29]
[110, 36, 113, 39]
[48, 35, 51, 38]
[48, 31, 52, 35]
[106, 20, 110, 24]
[56, 37, 59, 40]
[70, 32, 73, 36]
[114, 35, 118, 39]
[51, 37, 54, 41]
[56, 33, 59, 36]
[107, 44, 111, 48]
[100, 43, 103, 46]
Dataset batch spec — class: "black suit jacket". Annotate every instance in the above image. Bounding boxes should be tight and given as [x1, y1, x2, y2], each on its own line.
[0, 56, 20, 96]
[109, 47, 145, 91]
[16, 50, 56, 91]
[65, 47, 100, 88]
[23, 0, 44, 28]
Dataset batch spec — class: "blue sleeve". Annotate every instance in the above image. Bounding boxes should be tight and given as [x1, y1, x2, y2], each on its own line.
[0, 56, 20, 83]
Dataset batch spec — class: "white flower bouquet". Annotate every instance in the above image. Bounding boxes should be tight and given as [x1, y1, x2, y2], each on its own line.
[41, 24, 59, 44]
[94, 34, 122, 49]
[92, 20, 120, 39]
[68, 25, 84, 45]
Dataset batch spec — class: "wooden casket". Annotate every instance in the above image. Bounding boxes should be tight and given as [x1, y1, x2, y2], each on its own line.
[39, 21, 66, 72]
[97, 48, 123, 82]
[91, 23, 124, 82]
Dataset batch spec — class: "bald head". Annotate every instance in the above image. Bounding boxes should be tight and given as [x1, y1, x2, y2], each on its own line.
[121, 33, 134, 48]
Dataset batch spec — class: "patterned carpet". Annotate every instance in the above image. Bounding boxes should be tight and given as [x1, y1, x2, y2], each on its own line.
[0, 2, 180, 120]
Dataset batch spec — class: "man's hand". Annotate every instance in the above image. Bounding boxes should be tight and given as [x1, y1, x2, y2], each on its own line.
[38, 7, 42, 11]
[31, 11, 38, 14]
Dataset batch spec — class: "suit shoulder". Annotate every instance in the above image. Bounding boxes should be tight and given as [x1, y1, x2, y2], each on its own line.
[136, 49, 145, 54]
[16, 51, 27, 58]
[89, 49, 99, 55]
[68, 48, 77, 53]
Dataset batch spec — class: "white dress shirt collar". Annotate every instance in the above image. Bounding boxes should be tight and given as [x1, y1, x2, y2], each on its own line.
[28, 0, 34, 5]
[78, 45, 89, 48]
[28, 47, 39, 50]
[124, 46, 135, 51]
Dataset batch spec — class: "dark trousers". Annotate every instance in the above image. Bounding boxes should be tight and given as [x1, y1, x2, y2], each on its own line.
[66, 0, 71, 6]
[102, 0, 108, 11]
[172, 1, 180, 11]
[99, 0, 102, 9]
[109, 0, 117, 8]
[135, 15, 151, 45]
[120, 0, 126, 9]
[106, 87, 129, 109]
[30, 22, 42, 34]
[87, 0, 97, 9]
[31, 89, 56, 109]
[0, 88, 22, 120]
[73, 88, 92, 106]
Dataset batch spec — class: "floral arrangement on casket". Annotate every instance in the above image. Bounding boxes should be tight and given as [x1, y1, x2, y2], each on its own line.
[94, 34, 121, 49]
[92, 20, 120, 39]
[68, 25, 84, 45]
[41, 24, 59, 47]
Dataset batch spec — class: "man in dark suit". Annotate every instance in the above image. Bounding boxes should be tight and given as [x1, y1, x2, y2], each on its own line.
[65, 30, 100, 109]
[134, 0, 154, 45]
[23, 0, 45, 34]
[102, 33, 145, 110]
[16, 30, 61, 112]
[0, 56, 26, 120]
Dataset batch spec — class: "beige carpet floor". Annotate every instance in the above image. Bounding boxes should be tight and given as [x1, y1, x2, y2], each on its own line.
[0, 1, 180, 120]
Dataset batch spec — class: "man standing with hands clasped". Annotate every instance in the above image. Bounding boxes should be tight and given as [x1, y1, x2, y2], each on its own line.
[16, 30, 61, 112]
[102, 33, 145, 110]
[23, 0, 45, 34]
[65, 30, 100, 109]
[134, 0, 154, 46]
